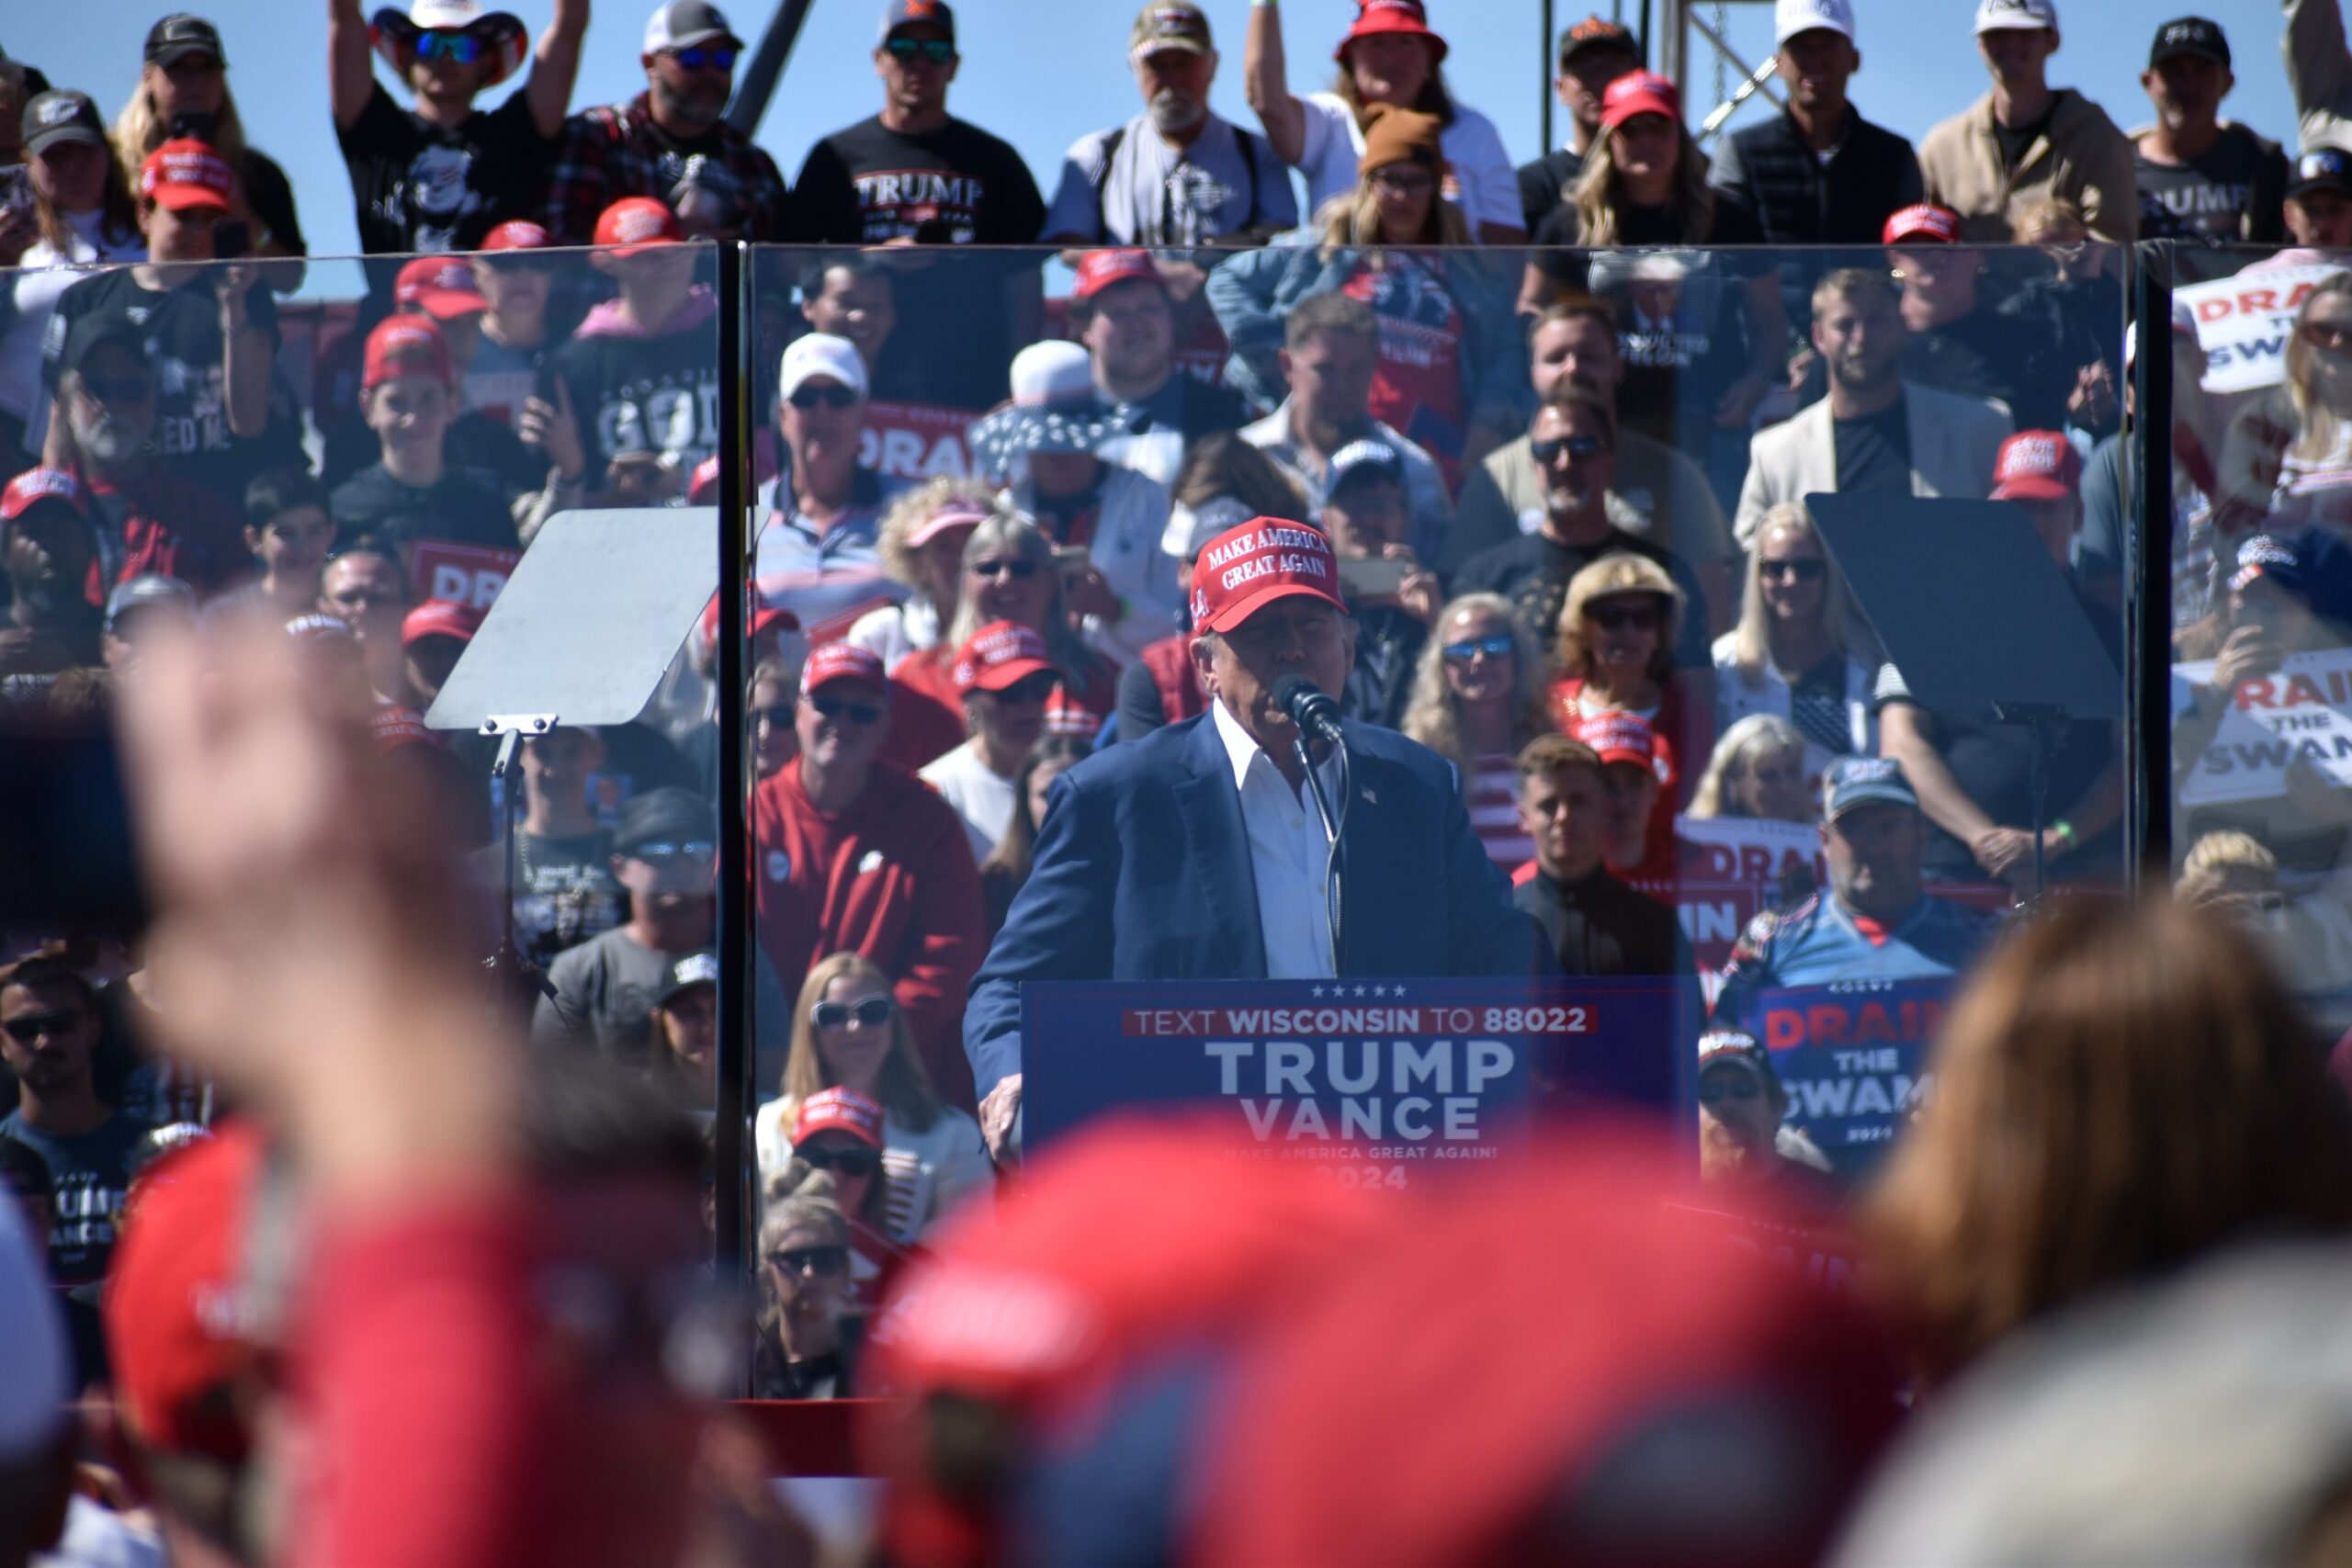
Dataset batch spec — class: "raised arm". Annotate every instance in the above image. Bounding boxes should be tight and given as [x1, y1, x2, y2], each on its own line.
[329, 0, 376, 130]
[2287, 0, 2352, 152]
[524, 0, 591, 140]
[1245, 0, 1310, 168]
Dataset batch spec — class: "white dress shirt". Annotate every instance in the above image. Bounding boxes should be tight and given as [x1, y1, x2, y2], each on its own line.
[1210, 697, 1341, 978]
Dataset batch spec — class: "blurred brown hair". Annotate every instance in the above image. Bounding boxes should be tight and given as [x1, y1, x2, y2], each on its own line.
[1866, 896, 2352, 1379]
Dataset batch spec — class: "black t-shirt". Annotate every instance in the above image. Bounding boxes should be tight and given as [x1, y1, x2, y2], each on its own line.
[1898, 308, 2030, 423]
[339, 83, 558, 256]
[1516, 146, 1584, 235]
[329, 461, 520, 556]
[1993, 110, 2052, 175]
[240, 148, 308, 258]
[42, 265, 286, 510]
[1831, 398, 1913, 497]
[322, 404, 545, 497]
[1452, 526, 1713, 671]
[549, 329, 724, 489]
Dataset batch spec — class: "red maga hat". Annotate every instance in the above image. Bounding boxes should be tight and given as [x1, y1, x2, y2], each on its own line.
[1990, 429, 2083, 501]
[953, 620, 1059, 695]
[1187, 517, 1346, 636]
[481, 218, 552, 251]
[361, 314, 455, 390]
[394, 254, 490, 320]
[1574, 709, 1662, 772]
[1599, 70, 1680, 134]
[1883, 202, 1962, 245]
[401, 598, 482, 648]
[0, 467, 86, 522]
[1072, 249, 1164, 302]
[140, 138, 234, 213]
[594, 196, 684, 254]
[794, 1086, 886, 1150]
[803, 639, 888, 695]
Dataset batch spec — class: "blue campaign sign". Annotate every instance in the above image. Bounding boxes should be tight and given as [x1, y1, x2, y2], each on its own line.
[1021, 977, 1695, 1175]
[1742, 976, 1956, 1176]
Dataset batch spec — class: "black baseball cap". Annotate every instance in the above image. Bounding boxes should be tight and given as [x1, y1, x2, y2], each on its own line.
[144, 15, 228, 66]
[2148, 16, 2228, 69]
[61, 314, 153, 379]
[614, 785, 714, 857]
[21, 91, 106, 159]
[1558, 15, 1639, 67]
[656, 950, 720, 1008]
[877, 0, 956, 46]
[2290, 147, 2352, 201]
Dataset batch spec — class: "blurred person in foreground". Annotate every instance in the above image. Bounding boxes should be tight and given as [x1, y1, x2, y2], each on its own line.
[754, 953, 989, 1242]
[102, 616, 718, 1566]
[1399, 592, 1555, 869]
[1694, 1026, 1838, 1215]
[964, 516, 1539, 1160]
[1864, 896, 2352, 1385]
[1714, 758, 1997, 1025]
[1512, 733, 1684, 976]
[0, 1201, 74, 1566]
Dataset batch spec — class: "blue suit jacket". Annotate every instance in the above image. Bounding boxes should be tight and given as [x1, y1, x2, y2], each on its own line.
[964, 712, 1544, 1098]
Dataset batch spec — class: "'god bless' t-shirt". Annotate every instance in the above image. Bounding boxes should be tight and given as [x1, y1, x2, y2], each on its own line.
[338, 83, 558, 255]
[549, 322, 724, 489]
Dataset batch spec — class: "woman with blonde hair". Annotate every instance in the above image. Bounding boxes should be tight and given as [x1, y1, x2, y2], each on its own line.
[1866, 897, 2352, 1384]
[751, 1182, 860, 1398]
[2218, 271, 2352, 538]
[1204, 106, 1525, 489]
[1550, 553, 1711, 785]
[1401, 593, 1554, 866]
[1712, 503, 1877, 766]
[1687, 714, 1810, 823]
[845, 476, 997, 671]
[752, 952, 989, 1244]
[112, 14, 307, 282]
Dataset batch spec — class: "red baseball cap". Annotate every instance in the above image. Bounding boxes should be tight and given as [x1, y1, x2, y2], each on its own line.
[803, 639, 888, 696]
[1990, 429, 2083, 502]
[1574, 709, 1660, 771]
[1072, 249, 1164, 302]
[953, 620, 1060, 695]
[361, 314, 454, 390]
[481, 219, 553, 252]
[594, 196, 684, 255]
[1883, 202, 1962, 245]
[139, 138, 234, 214]
[1335, 0, 1448, 63]
[794, 1086, 886, 1151]
[1187, 517, 1347, 636]
[368, 705, 435, 752]
[1599, 69, 1679, 134]
[393, 254, 490, 321]
[401, 598, 482, 648]
[106, 1123, 268, 1462]
[0, 467, 86, 522]
[695, 592, 803, 655]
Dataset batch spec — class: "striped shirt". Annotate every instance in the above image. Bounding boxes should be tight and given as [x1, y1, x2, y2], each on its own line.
[1468, 751, 1532, 871]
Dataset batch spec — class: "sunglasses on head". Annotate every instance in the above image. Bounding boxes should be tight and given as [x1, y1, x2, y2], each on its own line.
[766, 1244, 851, 1277]
[811, 995, 895, 1030]
[1, 1010, 79, 1045]
[1531, 435, 1607, 466]
[809, 693, 883, 725]
[1758, 557, 1826, 582]
[886, 36, 956, 63]
[797, 1145, 881, 1178]
[416, 29, 483, 62]
[668, 45, 739, 69]
[970, 558, 1038, 581]
[628, 839, 716, 863]
[1443, 634, 1514, 662]
[1589, 602, 1662, 631]
[788, 383, 859, 410]
[989, 673, 1059, 705]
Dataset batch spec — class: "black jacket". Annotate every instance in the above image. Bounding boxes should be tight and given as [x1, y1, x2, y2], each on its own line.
[1514, 866, 1688, 977]
[1713, 106, 1923, 326]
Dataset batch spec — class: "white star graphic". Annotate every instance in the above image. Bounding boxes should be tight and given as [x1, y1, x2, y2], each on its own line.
[1371, 984, 1388, 998]
[1390, 983, 1408, 997]
[1353, 985, 1369, 998]
[1310, 984, 1326, 998]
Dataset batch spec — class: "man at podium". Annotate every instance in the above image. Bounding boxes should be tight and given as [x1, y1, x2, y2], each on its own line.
[964, 517, 1539, 1157]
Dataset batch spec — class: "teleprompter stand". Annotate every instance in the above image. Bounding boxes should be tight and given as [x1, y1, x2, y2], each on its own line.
[425, 507, 720, 999]
[1804, 492, 2121, 904]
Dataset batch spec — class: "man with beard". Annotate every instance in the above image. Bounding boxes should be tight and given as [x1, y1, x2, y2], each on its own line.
[544, 0, 790, 243]
[40, 140, 286, 520]
[1733, 268, 2011, 550]
[43, 320, 246, 597]
[1041, 1, 1296, 248]
[1238, 292, 1448, 560]
[0, 957, 153, 1287]
[331, 0, 590, 261]
[1454, 389, 1712, 675]
[0, 469, 103, 676]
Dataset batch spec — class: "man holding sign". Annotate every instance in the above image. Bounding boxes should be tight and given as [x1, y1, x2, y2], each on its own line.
[967, 517, 1539, 1157]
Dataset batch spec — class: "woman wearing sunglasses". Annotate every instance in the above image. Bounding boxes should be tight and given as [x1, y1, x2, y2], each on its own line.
[2218, 271, 2352, 543]
[1550, 552, 1712, 813]
[753, 953, 990, 1248]
[752, 1182, 860, 1398]
[1401, 592, 1555, 868]
[1712, 503, 1877, 782]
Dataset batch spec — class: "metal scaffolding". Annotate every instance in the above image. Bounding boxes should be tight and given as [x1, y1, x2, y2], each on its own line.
[1650, 0, 1784, 146]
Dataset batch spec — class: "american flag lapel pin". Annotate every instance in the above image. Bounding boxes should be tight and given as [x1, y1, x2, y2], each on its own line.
[1360, 787, 1378, 806]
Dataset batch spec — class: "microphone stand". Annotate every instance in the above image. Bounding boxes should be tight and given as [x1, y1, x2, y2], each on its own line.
[1294, 730, 1350, 976]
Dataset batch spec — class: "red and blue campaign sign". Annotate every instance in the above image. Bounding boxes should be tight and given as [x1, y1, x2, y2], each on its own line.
[1741, 976, 1956, 1176]
[1021, 978, 1697, 1179]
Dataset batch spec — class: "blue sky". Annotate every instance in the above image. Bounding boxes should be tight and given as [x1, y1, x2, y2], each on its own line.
[5, 0, 2305, 294]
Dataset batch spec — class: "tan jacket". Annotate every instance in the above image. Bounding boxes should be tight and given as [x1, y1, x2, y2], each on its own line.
[1917, 87, 2139, 242]
[1733, 382, 2015, 550]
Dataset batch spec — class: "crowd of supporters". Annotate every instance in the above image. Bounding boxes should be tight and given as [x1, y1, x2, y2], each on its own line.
[6, 0, 2352, 1557]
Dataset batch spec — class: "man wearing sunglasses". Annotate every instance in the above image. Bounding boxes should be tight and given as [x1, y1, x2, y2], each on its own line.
[331, 0, 588, 260]
[755, 642, 988, 1110]
[750, 333, 909, 637]
[0, 957, 153, 1288]
[545, 0, 791, 244]
[790, 0, 1046, 411]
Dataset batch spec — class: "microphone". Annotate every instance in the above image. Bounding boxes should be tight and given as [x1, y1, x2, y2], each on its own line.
[1272, 674, 1346, 747]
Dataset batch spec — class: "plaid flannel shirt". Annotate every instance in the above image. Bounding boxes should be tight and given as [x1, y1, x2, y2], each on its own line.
[542, 93, 792, 243]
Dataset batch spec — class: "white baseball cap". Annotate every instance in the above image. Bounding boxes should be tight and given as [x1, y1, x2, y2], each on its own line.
[1774, 0, 1854, 47]
[777, 333, 868, 401]
[1974, 0, 2057, 34]
[0, 1202, 67, 1463]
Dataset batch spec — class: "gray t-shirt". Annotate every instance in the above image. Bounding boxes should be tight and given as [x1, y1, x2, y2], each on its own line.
[531, 923, 796, 1089]
[1041, 112, 1297, 245]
